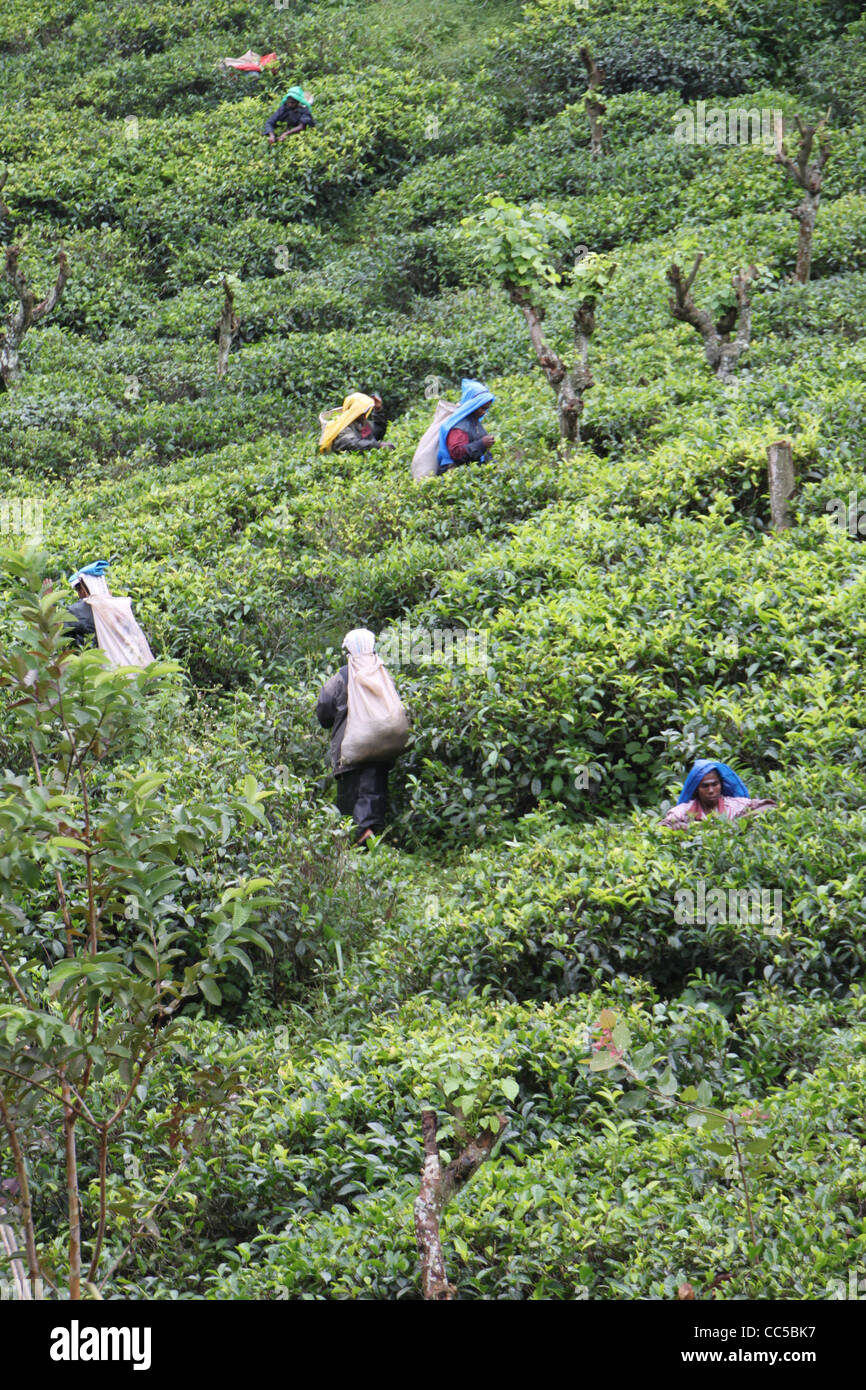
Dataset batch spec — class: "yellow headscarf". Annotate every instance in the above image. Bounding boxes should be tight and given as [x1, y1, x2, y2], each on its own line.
[318, 393, 375, 453]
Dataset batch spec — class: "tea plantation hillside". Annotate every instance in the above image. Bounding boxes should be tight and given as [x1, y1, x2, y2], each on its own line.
[1, 0, 866, 1303]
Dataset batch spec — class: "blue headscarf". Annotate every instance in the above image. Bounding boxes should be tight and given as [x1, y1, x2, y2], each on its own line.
[437, 378, 495, 469]
[677, 759, 750, 805]
[68, 559, 109, 587]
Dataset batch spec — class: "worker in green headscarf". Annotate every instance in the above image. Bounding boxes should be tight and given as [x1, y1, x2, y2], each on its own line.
[264, 87, 315, 142]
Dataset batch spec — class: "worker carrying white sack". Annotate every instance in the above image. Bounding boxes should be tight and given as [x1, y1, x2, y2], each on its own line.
[315, 628, 409, 848]
[64, 560, 155, 669]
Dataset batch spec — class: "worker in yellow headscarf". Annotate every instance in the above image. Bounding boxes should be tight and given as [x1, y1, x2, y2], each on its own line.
[318, 391, 393, 454]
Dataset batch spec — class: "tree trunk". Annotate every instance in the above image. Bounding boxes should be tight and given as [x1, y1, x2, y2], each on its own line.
[414, 1111, 455, 1300]
[0, 163, 12, 232]
[62, 1077, 81, 1300]
[556, 377, 582, 443]
[0, 321, 23, 385]
[793, 195, 819, 285]
[0, 1092, 41, 1296]
[774, 115, 830, 286]
[216, 278, 239, 378]
[717, 268, 754, 383]
[414, 1108, 505, 1301]
[767, 440, 795, 531]
[511, 290, 596, 443]
[567, 301, 597, 441]
[579, 47, 606, 159]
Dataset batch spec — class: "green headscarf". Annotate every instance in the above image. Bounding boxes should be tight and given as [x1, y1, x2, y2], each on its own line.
[283, 86, 313, 110]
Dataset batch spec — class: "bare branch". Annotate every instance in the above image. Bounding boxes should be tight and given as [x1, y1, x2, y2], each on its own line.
[31, 248, 70, 322]
[683, 252, 703, 298]
[667, 259, 720, 359]
[0, 1066, 99, 1130]
[0, 945, 29, 1005]
[512, 295, 565, 382]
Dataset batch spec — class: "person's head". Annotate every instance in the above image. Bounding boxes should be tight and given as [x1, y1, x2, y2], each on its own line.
[458, 379, 494, 422]
[68, 560, 109, 598]
[283, 86, 312, 111]
[676, 758, 749, 809]
[696, 769, 722, 810]
[370, 392, 383, 409]
[342, 628, 376, 656]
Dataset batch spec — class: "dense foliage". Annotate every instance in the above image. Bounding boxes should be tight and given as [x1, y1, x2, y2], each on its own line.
[1, 0, 864, 1301]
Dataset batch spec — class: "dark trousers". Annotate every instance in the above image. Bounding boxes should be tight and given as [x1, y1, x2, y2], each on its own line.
[335, 763, 389, 838]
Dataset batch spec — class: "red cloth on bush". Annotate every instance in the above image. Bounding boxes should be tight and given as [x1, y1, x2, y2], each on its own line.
[223, 51, 278, 72]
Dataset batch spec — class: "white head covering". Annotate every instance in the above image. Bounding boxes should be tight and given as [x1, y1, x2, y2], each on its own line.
[342, 628, 376, 655]
[80, 573, 111, 600]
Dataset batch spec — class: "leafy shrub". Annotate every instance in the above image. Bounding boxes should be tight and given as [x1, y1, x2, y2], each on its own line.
[803, 17, 866, 126]
[484, 10, 762, 122]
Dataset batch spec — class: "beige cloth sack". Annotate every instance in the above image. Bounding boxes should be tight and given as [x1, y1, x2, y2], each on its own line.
[411, 399, 457, 479]
[339, 651, 410, 769]
[83, 576, 155, 669]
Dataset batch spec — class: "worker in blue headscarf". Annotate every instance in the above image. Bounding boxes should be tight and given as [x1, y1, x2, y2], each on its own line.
[62, 559, 154, 667]
[437, 378, 495, 474]
[661, 759, 776, 828]
[63, 559, 110, 648]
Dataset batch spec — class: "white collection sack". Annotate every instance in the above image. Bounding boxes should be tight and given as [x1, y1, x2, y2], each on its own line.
[339, 651, 410, 769]
[83, 576, 155, 669]
[410, 398, 457, 480]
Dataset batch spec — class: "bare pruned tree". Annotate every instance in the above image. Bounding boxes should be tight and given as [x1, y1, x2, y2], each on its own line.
[774, 113, 830, 285]
[414, 1108, 505, 1300]
[509, 284, 595, 442]
[0, 244, 69, 388]
[667, 254, 756, 383]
